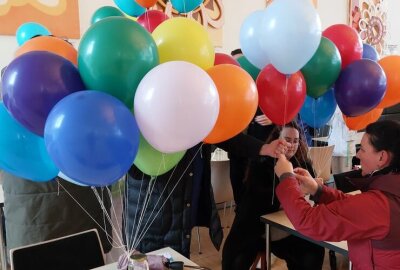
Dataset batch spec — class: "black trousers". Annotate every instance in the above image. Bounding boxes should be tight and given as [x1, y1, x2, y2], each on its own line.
[222, 233, 324, 270]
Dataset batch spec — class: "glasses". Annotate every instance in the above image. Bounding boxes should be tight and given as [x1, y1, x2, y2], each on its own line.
[165, 261, 211, 270]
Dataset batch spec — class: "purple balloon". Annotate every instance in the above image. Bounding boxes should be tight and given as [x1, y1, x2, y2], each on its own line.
[362, 43, 379, 61]
[2, 51, 85, 136]
[335, 59, 386, 117]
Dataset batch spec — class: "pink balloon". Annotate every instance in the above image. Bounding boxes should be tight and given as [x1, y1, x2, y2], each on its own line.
[214, 53, 240, 66]
[137, 10, 169, 33]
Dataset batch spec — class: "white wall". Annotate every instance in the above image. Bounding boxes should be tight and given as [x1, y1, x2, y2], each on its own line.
[0, 0, 398, 68]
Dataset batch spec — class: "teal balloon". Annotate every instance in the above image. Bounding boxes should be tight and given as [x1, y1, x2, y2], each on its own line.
[16, 22, 51, 45]
[91, 6, 125, 25]
[0, 103, 58, 181]
[78, 17, 159, 109]
[301, 37, 341, 98]
[171, 0, 202, 13]
[134, 135, 185, 176]
[237, 55, 261, 81]
[113, 0, 145, 17]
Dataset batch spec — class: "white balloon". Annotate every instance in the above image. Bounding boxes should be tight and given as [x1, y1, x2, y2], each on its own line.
[240, 10, 270, 69]
[260, 0, 321, 74]
[134, 61, 219, 153]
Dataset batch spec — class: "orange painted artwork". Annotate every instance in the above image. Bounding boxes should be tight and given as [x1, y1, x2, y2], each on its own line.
[0, 0, 80, 38]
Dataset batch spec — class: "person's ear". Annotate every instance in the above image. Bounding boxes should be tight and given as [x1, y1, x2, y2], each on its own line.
[378, 150, 391, 168]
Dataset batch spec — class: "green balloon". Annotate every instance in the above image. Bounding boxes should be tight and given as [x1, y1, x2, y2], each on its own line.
[237, 55, 260, 81]
[78, 17, 159, 109]
[134, 136, 185, 177]
[301, 37, 342, 98]
[90, 6, 125, 25]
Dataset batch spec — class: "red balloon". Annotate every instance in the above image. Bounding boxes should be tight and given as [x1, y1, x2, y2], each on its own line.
[136, 0, 158, 8]
[256, 65, 306, 125]
[137, 10, 169, 33]
[214, 53, 240, 66]
[323, 24, 362, 69]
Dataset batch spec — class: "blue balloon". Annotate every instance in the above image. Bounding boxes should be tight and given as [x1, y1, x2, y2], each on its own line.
[300, 88, 337, 128]
[113, 0, 145, 17]
[16, 22, 51, 45]
[44, 91, 140, 187]
[0, 103, 58, 181]
[171, 0, 202, 13]
[362, 43, 379, 61]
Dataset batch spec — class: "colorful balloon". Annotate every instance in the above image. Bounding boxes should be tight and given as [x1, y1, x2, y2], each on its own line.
[152, 17, 214, 70]
[204, 64, 258, 143]
[134, 61, 219, 153]
[335, 59, 386, 117]
[362, 43, 379, 61]
[90, 6, 125, 25]
[214, 53, 240, 66]
[260, 0, 321, 74]
[44, 91, 140, 187]
[257, 65, 306, 125]
[299, 88, 337, 128]
[16, 22, 51, 45]
[136, 0, 158, 8]
[78, 17, 159, 109]
[343, 108, 383, 131]
[0, 103, 58, 181]
[323, 24, 363, 69]
[237, 55, 260, 81]
[137, 10, 169, 33]
[376, 55, 400, 108]
[134, 135, 185, 176]
[301, 37, 341, 98]
[2, 51, 85, 136]
[15, 35, 78, 65]
[170, 0, 202, 13]
[113, 0, 145, 17]
[240, 10, 270, 69]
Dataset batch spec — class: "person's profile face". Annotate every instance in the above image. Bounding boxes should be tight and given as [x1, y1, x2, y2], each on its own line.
[356, 134, 382, 176]
[281, 127, 299, 159]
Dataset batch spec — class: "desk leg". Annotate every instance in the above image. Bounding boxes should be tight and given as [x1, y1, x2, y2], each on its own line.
[265, 224, 271, 270]
[0, 207, 6, 270]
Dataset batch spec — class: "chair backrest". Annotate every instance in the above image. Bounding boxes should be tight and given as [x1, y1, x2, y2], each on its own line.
[308, 145, 335, 182]
[210, 158, 234, 204]
[10, 229, 105, 270]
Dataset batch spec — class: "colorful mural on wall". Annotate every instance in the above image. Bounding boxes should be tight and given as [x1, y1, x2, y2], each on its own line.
[0, 0, 80, 38]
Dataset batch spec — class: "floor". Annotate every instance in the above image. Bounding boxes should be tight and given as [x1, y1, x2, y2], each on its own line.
[188, 206, 350, 270]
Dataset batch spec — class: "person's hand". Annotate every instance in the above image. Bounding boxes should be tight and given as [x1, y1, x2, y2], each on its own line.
[259, 139, 290, 158]
[254, 114, 272, 126]
[293, 168, 319, 195]
[274, 154, 294, 178]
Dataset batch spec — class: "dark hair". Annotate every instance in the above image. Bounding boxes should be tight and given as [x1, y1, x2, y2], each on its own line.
[266, 121, 310, 165]
[366, 120, 400, 170]
[230, 48, 242, 57]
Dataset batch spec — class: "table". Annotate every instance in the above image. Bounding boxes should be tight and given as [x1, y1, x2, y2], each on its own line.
[91, 247, 200, 270]
[261, 210, 350, 270]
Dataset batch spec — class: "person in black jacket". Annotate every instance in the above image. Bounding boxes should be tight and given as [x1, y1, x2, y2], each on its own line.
[123, 133, 288, 258]
[222, 121, 325, 270]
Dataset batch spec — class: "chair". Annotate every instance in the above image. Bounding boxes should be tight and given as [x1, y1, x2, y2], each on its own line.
[10, 229, 105, 270]
[308, 145, 335, 182]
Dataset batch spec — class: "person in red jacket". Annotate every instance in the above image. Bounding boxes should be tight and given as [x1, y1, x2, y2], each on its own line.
[274, 119, 400, 270]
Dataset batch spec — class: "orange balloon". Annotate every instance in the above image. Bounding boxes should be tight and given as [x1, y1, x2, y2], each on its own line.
[204, 64, 258, 143]
[376, 55, 400, 108]
[343, 108, 383, 131]
[136, 0, 158, 8]
[15, 36, 78, 65]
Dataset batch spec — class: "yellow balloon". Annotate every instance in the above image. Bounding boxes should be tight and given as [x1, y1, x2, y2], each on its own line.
[152, 17, 214, 70]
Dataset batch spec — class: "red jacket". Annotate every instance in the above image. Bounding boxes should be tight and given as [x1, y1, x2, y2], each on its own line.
[276, 173, 400, 270]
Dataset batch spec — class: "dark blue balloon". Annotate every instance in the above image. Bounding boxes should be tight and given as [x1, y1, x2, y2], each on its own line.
[362, 43, 379, 61]
[44, 91, 140, 186]
[335, 59, 386, 117]
[300, 88, 337, 128]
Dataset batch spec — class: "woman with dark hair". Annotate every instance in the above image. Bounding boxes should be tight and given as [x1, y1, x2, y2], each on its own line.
[222, 121, 325, 270]
[275, 119, 400, 270]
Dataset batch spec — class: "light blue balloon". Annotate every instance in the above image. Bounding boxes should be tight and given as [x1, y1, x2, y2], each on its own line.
[300, 88, 337, 128]
[362, 43, 379, 61]
[240, 10, 270, 69]
[0, 103, 58, 181]
[171, 0, 202, 13]
[16, 22, 51, 46]
[113, 0, 145, 17]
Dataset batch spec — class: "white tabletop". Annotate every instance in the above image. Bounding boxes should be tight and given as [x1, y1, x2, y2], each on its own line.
[92, 247, 199, 270]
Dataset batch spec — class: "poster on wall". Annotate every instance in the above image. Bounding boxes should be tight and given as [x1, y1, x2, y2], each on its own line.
[156, 0, 223, 47]
[0, 0, 80, 38]
[349, 0, 387, 54]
